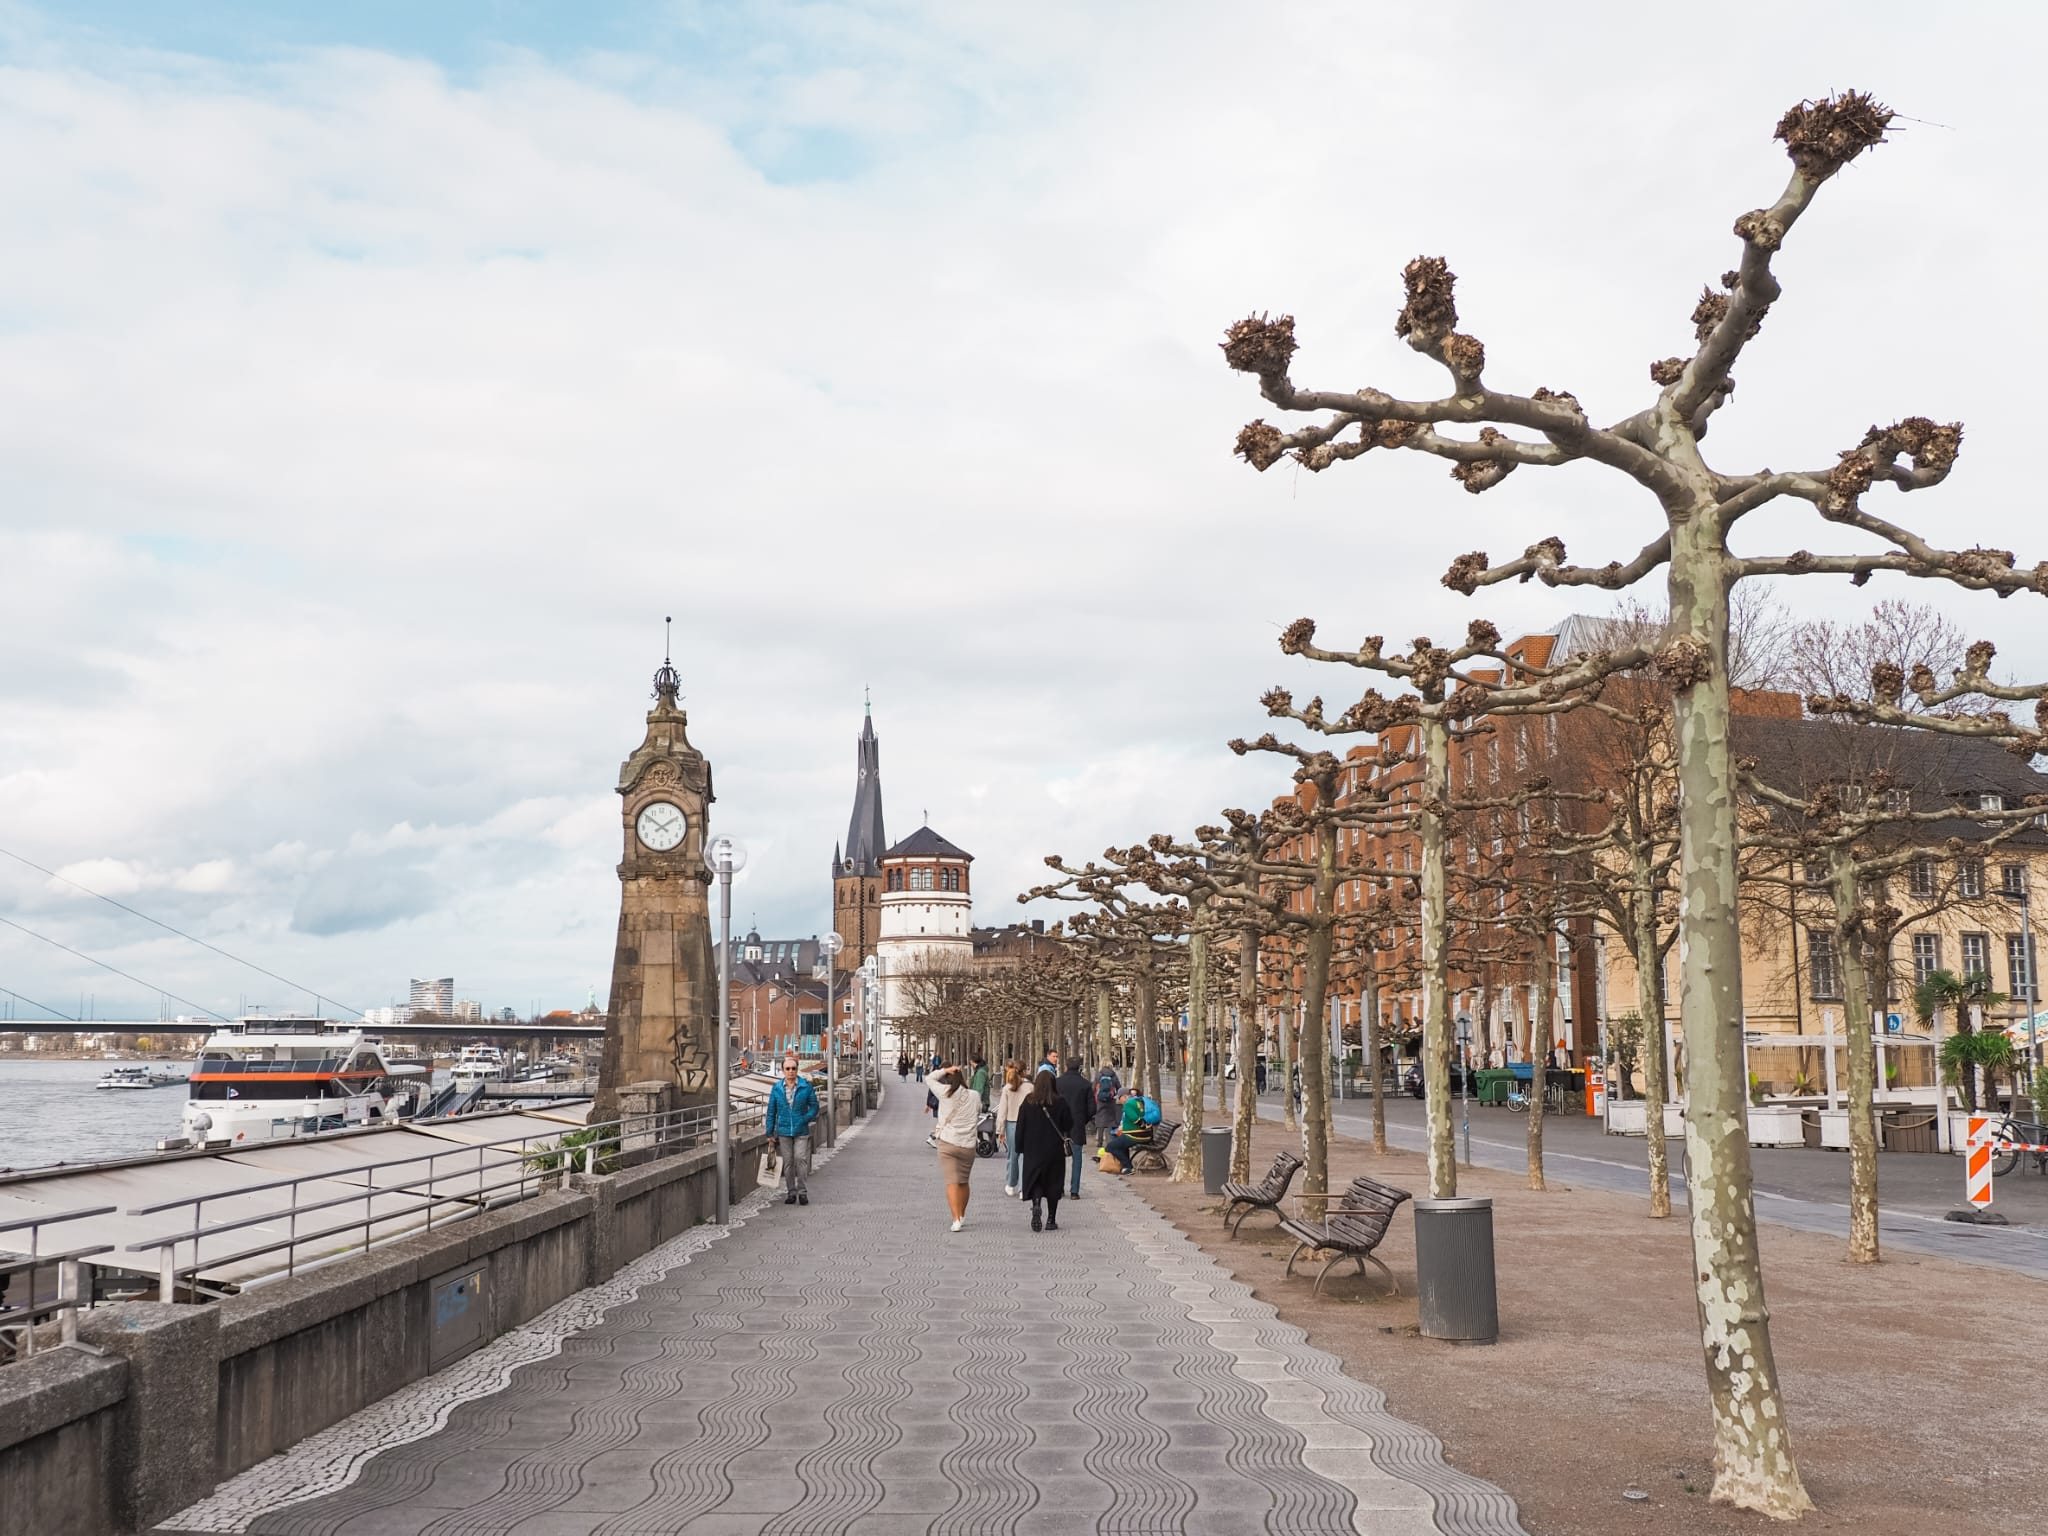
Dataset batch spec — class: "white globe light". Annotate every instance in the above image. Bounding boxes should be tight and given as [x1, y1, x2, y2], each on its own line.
[702, 834, 748, 874]
[819, 932, 845, 957]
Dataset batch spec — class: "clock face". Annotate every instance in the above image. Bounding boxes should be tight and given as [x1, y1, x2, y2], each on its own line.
[636, 800, 687, 852]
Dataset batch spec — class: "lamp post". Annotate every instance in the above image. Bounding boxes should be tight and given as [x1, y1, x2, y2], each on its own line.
[704, 834, 747, 1224]
[1455, 1010, 1473, 1168]
[818, 932, 844, 1143]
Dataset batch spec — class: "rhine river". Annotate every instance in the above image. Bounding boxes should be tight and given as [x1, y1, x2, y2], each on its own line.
[0, 1058, 194, 1170]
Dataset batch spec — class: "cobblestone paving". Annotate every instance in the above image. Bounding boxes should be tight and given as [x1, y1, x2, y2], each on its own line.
[162, 1090, 1524, 1536]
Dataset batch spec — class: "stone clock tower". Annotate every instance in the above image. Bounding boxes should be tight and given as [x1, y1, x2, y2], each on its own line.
[594, 649, 719, 1119]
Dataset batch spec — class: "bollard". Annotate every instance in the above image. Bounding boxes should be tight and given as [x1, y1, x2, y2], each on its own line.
[1200, 1127, 1232, 1194]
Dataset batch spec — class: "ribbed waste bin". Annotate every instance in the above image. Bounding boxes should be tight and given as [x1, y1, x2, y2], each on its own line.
[1413, 1196, 1498, 1344]
[1201, 1127, 1233, 1194]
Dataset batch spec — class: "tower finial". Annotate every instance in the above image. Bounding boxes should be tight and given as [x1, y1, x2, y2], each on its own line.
[864, 684, 870, 717]
[652, 616, 681, 704]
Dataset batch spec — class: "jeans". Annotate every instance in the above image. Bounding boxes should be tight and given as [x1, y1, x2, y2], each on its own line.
[1004, 1121, 1021, 1189]
[1107, 1132, 1148, 1172]
[1068, 1138, 1087, 1195]
[778, 1134, 811, 1198]
[1095, 1104, 1115, 1149]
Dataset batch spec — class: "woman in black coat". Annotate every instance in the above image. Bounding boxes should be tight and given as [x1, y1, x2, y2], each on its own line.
[1015, 1068, 1075, 1233]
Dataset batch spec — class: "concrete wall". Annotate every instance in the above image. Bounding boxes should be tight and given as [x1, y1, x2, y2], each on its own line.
[0, 1126, 773, 1535]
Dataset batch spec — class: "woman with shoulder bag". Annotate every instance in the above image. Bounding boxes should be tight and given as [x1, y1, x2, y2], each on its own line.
[997, 1060, 1030, 1197]
[930, 1063, 981, 1233]
[1015, 1068, 1075, 1232]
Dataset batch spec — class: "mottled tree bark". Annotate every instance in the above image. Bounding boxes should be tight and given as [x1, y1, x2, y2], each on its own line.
[1826, 847, 1882, 1263]
[1527, 923, 1552, 1190]
[1669, 516, 1812, 1518]
[1231, 912, 1261, 1183]
[1365, 964, 1387, 1154]
[1632, 863, 1672, 1219]
[1173, 910, 1210, 1182]
[1420, 714, 1457, 1197]
[1296, 825, 1338, 1200]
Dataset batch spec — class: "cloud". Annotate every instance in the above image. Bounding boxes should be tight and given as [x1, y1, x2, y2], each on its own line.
[1, 3, 2044, 1020]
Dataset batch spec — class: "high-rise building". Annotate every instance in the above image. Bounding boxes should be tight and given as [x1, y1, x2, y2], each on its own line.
[454, 999, 483, 1022]
[409, 977, 455, 1015]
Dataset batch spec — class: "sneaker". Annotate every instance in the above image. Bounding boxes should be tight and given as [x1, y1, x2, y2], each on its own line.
[798, 1193, 809, 1206]
[784, 1193, 797, 1205]
[950, 1218, 964, 1233]
[1004, 1185, 1016, 1197]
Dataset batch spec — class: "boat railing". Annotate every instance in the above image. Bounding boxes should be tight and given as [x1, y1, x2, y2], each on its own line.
[0, 1206, 117, 1360]
[126, 1101, 761, 1302]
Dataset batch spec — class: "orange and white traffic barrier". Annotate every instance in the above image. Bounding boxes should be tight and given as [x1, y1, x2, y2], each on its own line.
[1966, 1115, 1993, 1207]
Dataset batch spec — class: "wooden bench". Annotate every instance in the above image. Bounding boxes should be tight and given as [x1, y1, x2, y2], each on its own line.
[1277, 1174, 1412, 1298]
[1222, 1150, 1304, 1237]
[1129, 1120, 1182, 1173]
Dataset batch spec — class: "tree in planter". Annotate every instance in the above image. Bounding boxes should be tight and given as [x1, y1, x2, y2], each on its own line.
[1605, 1013, 1645, 1101]
[1914, 969, 2010, 1114]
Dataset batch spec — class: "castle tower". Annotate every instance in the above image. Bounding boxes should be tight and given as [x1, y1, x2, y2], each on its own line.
[875, 825, 973, 1034]
[595, 648, 719, 1118]
[831, 703, 887, 976]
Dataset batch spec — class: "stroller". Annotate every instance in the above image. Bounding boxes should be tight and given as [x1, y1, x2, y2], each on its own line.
[974, 1108, 1001, 1158]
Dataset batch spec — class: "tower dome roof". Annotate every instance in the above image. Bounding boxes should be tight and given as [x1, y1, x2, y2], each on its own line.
[880, 826, 973, 862]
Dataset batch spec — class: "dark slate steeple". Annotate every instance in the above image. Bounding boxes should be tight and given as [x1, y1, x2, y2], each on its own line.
[842, 698, 887, 876]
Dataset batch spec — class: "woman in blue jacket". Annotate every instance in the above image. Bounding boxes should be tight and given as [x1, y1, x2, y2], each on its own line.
[767, 1058, 821, 1206]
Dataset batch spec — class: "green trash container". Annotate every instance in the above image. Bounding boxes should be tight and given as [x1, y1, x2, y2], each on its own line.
[1475, 1069, 1512, 1106]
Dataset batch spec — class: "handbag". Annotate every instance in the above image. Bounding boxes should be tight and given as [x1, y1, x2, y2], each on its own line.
[1039, 1102, 1070, 1157]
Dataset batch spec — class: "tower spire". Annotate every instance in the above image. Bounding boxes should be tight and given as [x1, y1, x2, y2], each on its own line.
[843, 703, 887, 875]
[651, 615, 680, 705]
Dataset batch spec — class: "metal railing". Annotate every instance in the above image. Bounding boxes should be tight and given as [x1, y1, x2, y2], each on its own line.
[127, 1102, 761, 1302]
[0, 1206, 116, 1359]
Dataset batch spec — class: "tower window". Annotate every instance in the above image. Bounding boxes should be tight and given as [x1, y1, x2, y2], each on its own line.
[887, 869, 903, 892]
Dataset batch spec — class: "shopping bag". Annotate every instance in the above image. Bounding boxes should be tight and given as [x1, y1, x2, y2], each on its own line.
[1097, 1149, 1120, 1174]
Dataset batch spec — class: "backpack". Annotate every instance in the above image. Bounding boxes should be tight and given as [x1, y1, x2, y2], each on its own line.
[1140, 1095, 1162, 1127]
[1096, 1070, 1119, 1102]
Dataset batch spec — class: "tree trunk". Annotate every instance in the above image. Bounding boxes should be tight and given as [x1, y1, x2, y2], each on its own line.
[1231, 916, 1260, 1183]
[1527, 921, 1552, 1191]
[1280, 980, 1299, 1133]
[1828, 850, 1881, 1264]
[1420, 713, 1457, 1197]
[1135, 971, 1159, 1105]
[1669, 517, 1813, 1518]
[1365, 962, 1387, 1154]
[1174, 914, 1210, 1182]
[1296, 828, 1338, 1202]
[1632, 864, 1672, 1220]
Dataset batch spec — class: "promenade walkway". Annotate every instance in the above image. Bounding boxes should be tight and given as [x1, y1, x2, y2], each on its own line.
[162, 1090, 1523, 1536]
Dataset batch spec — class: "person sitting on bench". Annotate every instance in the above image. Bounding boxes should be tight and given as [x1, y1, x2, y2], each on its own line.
[1106, 1088, 1153, 1174]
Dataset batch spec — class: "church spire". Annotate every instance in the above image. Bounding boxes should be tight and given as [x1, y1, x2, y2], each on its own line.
[843, 703, 887, 876]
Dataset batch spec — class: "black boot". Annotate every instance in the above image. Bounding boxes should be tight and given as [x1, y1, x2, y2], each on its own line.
[785, 1192, 797, 1205]
[1030, 1201, 1043, 1232]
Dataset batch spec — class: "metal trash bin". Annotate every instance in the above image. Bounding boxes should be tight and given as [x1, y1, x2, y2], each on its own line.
[1201, 1127, 1233, 1194]
[1413, 1196, 1498, 1344]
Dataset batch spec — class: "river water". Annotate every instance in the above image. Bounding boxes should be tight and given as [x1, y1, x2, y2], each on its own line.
[0, 1058, 199, 1171]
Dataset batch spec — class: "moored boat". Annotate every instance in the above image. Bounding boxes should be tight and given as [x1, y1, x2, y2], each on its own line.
[171, 1017, 425, 1148]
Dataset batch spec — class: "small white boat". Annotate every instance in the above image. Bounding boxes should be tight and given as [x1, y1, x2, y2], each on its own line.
[449, 1044, 507, 1085]
[99, 1065, 158, 1090]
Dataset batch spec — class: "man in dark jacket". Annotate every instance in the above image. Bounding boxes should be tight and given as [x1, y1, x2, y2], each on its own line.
[1054, 1063, 1095, 1198]
[1093, 1064, 1120, 1152]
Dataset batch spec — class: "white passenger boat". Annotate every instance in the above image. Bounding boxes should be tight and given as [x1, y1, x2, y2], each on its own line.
[171, 1017, 426, 1149]
[449, 1044, 507, 1086]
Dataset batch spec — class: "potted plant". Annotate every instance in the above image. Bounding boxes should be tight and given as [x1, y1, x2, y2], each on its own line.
[524, 1125, 623, 1187]
[1746, 1076, 1805, 1147]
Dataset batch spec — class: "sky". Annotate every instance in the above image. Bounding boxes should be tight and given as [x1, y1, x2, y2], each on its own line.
[3, 2, 2046, 1022]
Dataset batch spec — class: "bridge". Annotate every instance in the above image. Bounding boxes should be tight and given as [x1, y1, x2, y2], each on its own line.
[1, 1083, 1522, 1536]
[0, 1019, 607, 1039]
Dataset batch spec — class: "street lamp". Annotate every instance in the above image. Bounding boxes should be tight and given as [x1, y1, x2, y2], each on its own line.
[1455, 1011, 1473, 1168]
[703, 833, 747, 1223]
[818, 931, 844, 1141]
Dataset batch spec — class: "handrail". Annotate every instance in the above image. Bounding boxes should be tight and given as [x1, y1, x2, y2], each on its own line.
[0, 1206, 119, 1361]
[125, 1101, 762, 1301]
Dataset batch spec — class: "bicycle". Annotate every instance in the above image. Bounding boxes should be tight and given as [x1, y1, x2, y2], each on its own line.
[1506, 1084, 1531, 1113]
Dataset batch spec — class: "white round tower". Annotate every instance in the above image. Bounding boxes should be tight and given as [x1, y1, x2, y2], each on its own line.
[874, 825, 974, 1035]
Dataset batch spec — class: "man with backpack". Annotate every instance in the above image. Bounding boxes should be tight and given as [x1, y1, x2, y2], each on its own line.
[1105, 1086, 1156, 1174]
[1093, 1063, 1121, 1152]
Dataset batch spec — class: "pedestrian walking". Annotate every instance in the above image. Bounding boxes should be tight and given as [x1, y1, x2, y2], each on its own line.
[1054, 1059, 1095, 1200]
[914, 1058, 925, 1084]
[1093, 1062, 1120, 1152]
[766, 1058, 820, 1207]
[1255, 1058, 1268, 1094]
[931, 1063, 979, 1232]
[969, 1054, 991, 1110]
[1016, 1069, 1074, 1232]
[997, 1061, 1029, 1196]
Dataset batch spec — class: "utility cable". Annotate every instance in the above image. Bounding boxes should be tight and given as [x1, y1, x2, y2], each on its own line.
[0, 914, 227, 1021]
[0, 984, 74, 1020]
[0, 844, 364, 1017]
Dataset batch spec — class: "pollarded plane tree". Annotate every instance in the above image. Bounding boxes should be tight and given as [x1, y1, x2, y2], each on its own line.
[1023, 856, 1189, 1105]
[1737, 724, 2045, 1264]
[1256, 624, 1645, 1202]
[1220, 90, 2048, 1518]
[1327, 858, 1420, 1158]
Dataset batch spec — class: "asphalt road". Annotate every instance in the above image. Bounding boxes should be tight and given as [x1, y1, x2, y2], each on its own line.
[1251, 1089, 2048, 1281]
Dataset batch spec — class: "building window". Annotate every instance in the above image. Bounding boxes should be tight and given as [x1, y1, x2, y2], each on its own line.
[2001, 863, 2027, 899]
[887, 869, 903, 892]
[1808, 930, 1841, 1000]
[1909, 858, 1935, 897]
[1911, 934, 1941, 986]
[1880, 787, 1910, 812]
[1959, 858, 1985, 899]
[1961, 932, 1990, 983]
[1980, 793, 2006, 813]
[1838, 784, 1865, 813]
[2010, 935, 2038, 1004]
[1804, 859, 1828, 886]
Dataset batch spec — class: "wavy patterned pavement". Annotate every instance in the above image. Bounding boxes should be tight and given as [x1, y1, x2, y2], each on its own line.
[161, 1089, 1526, 1536]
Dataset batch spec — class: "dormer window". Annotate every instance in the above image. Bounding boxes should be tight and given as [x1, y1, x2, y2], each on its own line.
[1979, 793, 2006, 813]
